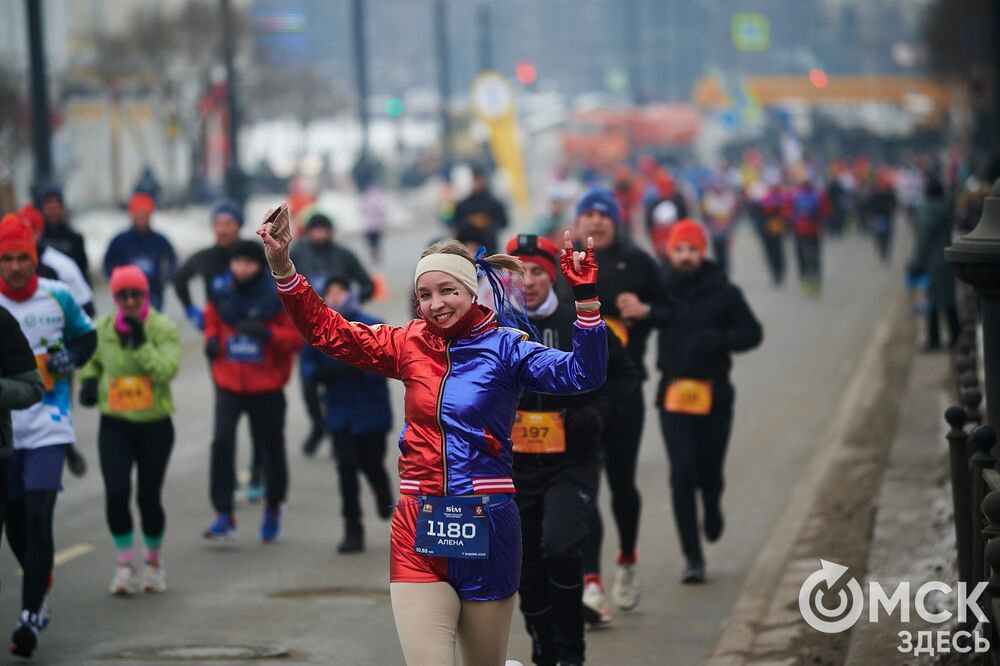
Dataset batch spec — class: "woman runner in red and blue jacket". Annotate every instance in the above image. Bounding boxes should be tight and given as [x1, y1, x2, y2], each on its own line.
[259, 204, 607, 666]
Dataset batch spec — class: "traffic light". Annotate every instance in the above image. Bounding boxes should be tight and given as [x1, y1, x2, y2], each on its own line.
[384, 97, 405, 118]
[515, 61, 538, 86]
[808, 68, 829, 89]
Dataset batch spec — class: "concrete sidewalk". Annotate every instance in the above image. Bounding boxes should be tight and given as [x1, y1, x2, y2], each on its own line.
[844, 351, 956, 664]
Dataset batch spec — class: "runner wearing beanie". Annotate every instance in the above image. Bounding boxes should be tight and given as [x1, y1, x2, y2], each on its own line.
[507, 234, 639, 666]
[79, 265, 181, 595]
[20, 203, 94, 478]
[290, 211, 374, 458]
[622, 219, 762, 582]
[103, 192, 178, 310]
[0, 215, 96, 658]
[202, 239, 300, 543]
[173, 199, 243, 331]
[572, 186, 664, 623]
[259, 204, 608, 666]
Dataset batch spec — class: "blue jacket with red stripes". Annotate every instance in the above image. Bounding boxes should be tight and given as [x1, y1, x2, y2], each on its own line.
[277, 273, 608, 497]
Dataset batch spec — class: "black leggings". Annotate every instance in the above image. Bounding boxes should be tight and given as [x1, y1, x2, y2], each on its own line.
[211, 388, 288, 513]
[659, 403, 733, 564]
[517, 460, 599, 665]
[583, 397, 644, 572]
[331, 430, 391, 526]
[98, 416, 174, 540]
[6, 489, 57, 613]
[795, 235, 822, 282]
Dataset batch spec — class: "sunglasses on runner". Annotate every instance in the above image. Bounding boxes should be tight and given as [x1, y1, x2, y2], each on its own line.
[114, 289, 146, 302]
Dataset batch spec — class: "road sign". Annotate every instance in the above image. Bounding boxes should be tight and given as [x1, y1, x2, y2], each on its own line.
[732, 13, 770, 52]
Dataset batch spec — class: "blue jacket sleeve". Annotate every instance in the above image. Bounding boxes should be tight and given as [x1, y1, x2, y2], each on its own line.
[512, 323, 608, 395]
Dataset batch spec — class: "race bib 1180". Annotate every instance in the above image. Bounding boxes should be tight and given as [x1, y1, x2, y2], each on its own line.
[414, 495, 490, 559]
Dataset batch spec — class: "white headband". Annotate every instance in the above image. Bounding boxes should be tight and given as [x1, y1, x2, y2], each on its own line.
[414, 253, 479, 297]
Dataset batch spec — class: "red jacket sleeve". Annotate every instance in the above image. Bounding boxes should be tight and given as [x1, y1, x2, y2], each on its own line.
[276, 273, 404, 379]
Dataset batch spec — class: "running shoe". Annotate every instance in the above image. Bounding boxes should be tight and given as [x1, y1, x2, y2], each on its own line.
[375, 490, 394, 521]
[612, 562, 642, 611]
[260, 507, 281, 543]
[142, 562, 167, 593]
[203, 513, 237, 541]
[681, 560, 706, 584]
[302, 425, 324, 457]
[10, 610, 40, 658]
[582, 578, 612, 625]
[704, 506, 724, 543]
[337, 525, 365, 554]
[109, 563, 138, 595]
[245, 482, 265, 504]
[65, 446, 87, 477]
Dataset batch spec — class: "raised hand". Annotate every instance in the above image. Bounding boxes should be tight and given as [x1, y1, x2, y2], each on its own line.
[559, 230, 598, 289]
[256, 203, 294, 277]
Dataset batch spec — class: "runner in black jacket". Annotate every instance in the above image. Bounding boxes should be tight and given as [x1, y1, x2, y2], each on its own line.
[508, 234, 639, 665]
[172, 200, 243, 331]
[622, 220, 762, 583]
[568, 187, 666, 623]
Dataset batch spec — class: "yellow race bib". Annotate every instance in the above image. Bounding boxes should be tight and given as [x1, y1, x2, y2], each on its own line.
[512, 411, 566, 454]
[664, 379, 713, 416]
[34, 354, 54, 391]
[107, 376, 155, 412]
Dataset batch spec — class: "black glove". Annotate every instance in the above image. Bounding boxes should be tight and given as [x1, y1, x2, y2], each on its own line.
[565, 406, 604, 440]
[205, 337, 220, 361]
[46, 347, 76, 377]
[79, 378, 99, 407]
[123, 316, 146, 348]
[236, 319, 272, 341]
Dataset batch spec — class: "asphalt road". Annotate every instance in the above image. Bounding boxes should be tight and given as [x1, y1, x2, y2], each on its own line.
[0, 220, 906, 665]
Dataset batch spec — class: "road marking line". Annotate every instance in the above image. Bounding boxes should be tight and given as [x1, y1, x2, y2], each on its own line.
[16, 543, 94, 576]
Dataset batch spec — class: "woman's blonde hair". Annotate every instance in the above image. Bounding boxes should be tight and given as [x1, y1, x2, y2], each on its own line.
[421, 239, 524, 276]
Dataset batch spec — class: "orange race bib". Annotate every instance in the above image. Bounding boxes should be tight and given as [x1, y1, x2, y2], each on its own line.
[664, 379, 713, 416]
[604, 316, 629, 347]
[511, 411, 566, 454]
[765, 217, 786, 236]
[107, 376, 154, 412]
[33, 354, 54, 391]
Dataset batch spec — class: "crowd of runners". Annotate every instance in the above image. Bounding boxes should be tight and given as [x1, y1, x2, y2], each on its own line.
[0, 145, 975, 663]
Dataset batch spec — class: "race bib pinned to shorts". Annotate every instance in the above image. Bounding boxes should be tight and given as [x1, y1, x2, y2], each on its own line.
[226, 335, 263, 363]
[512, 411, 566, 454]
[664, 379, 713, 416]
[108, 376, 154, 412]
[414, 495, 490, 559]
[34, 353, 54, 391]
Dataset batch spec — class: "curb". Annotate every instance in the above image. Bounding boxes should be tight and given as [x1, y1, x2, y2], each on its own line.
[707, 286, 910, 666]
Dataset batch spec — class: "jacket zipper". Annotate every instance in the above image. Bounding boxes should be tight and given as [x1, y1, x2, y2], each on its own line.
[436, 342, 452, 494]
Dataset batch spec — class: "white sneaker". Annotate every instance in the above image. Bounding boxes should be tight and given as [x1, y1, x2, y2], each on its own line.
[142, 562, 167, 593]
[612, 563, 642, 611]
[582, 579, 612, 625]
[109, 564, 138, 595]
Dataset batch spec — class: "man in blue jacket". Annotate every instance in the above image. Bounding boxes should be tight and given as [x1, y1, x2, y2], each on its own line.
[103, 192, 178, 311]
[299, 275, 393, 554]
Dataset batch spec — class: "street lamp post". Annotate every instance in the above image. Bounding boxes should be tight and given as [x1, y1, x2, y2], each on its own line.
[220, 0, 245, 211]
[25, 0, 53, 192]
[946, 178, 1000, 436]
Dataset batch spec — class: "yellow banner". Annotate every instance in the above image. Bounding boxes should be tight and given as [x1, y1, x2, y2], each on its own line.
[470, 72, 530, 212]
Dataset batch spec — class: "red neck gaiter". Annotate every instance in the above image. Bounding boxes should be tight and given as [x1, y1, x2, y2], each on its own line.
[0, 274, 39, 302]
[424, 304, 492, 340]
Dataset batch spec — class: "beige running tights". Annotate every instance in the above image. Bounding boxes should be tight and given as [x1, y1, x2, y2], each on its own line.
[390, 582, 516, 666]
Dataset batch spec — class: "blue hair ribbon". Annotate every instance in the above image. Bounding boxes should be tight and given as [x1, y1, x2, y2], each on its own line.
[473, 246, 540, 342]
